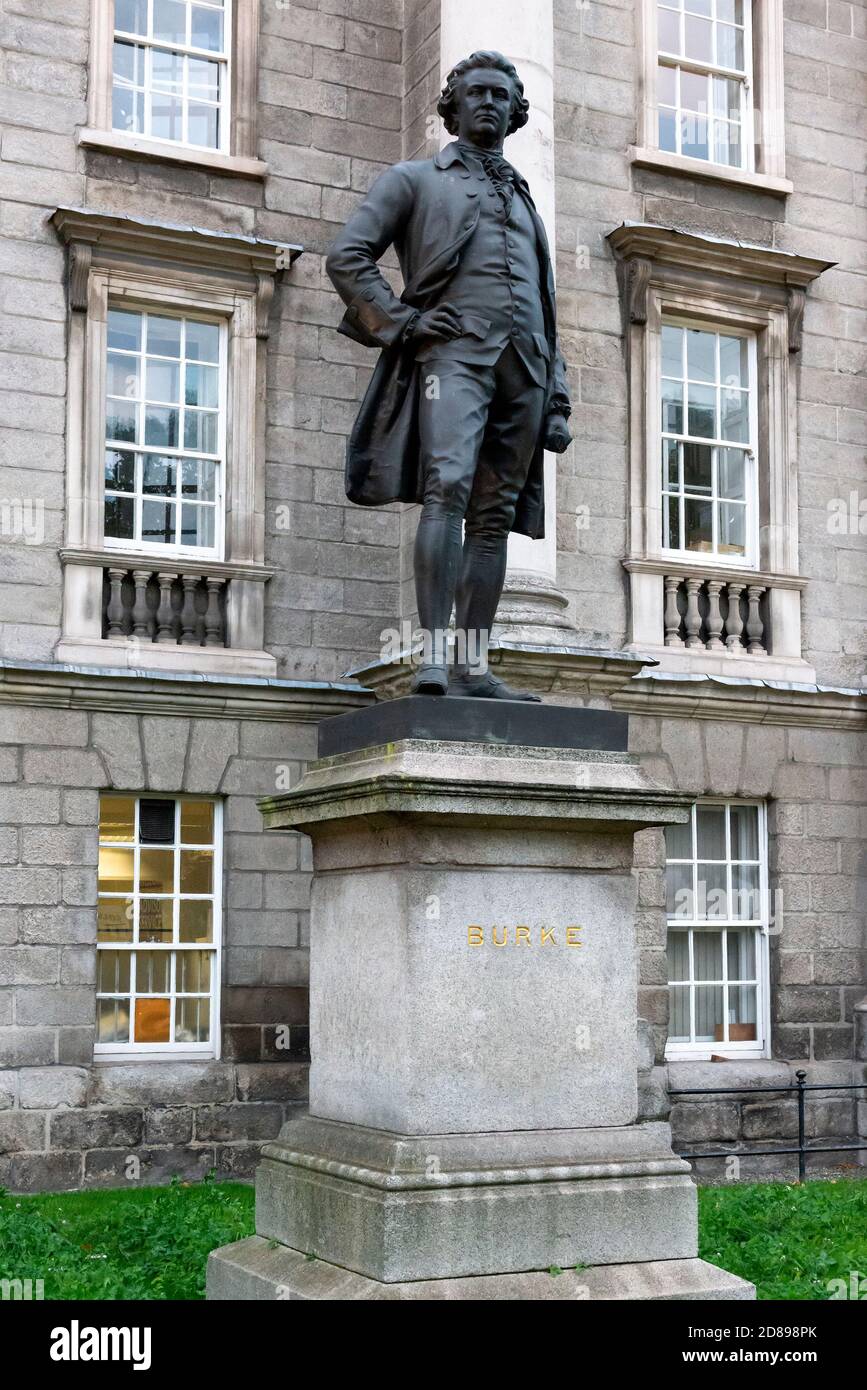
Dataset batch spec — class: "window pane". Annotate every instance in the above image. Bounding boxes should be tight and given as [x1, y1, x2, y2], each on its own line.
[698, 862, 728, 918]
[718, 447, 745, 499]
[180, 849, 213, 894]
[146, 360, 180, 404]
[108, 309, 142, 353]
[187, 103, 219, 148]
[176, 997, 210, 1043]
[658, 5, 680, 52]
[179, 900, 213, 942]
[719, 334, 748, 388]
[680, 69, 707, 115]
[659, 106, 677, 153]
[191, 6, 224, 51]
[181, 458, 216, 500]
[139, 847, 174, 894]
[184, 363, 219, 409]
[685, 0, 712, 13]
[98, 998, 130, 1043]
[686, 328, 715, 382]
[100, 796, 136, 842]
[668, 985, 690, 1040]
[180, 503, 214, 548]
[665, 813, 693, 861]
[113, 82, 144, 134]
[684, 496, 712, 550]
[717, 23, 743, 70]
[687, 383, 716, 438]
[663, 437, 679, 488]
[684, 14, 712, 61]
[177, 950, 211, 994]
[99, 949, 132, 994]
[135, 997, 171, 1043]
[153, 0, 187, 45]
[730, 804, 759, 860]
[716, 0, 743, 21]
[144, 407, 179, 449]
[151, 93, 184, 141]
[188, 57, 221, 102]
[721, 388, 748, 442]
[142, 497, 176, 544]
[185, 320, 220, 363]
[136, 950, 171, 993]
[181, 800, 214, 844]
[713, 76, 742, 121]
[147, 316, 182, 358]
[657, 62, 676, 107]
[683, 441, 712, 493]
[184, 409, 218, 453]
[151, 47, 184, 95]
[139, 798, 176, 843]
[666, 860, 693, 917]
[693, 930, 722, 981]
[106, 399, 138, 444]
[714, 120, 741, 168]
[728, 986, 757, 1035]
[732, 863, 760, 919]
[696, 803, 726, 858]
[98, 897, 133, 943]
[667, 930, 690, 982]
[104, 494, 135, 540]
[727, 928, 756, 981]
[105, 449, 136, 493]
[112, 37, 138, 84]
[661, 378, 684, 434]
[719, 501, 746, 555]
[661, 324, 683, 377]
[142, 455, 177, 496]
[681, 111, 708, 161]
[115, 0, 148, 36]
[139, 898, 174, 942]
[666, 494, 681, 549]
[694, 985, 723, 1041]
[99, 846, 134, 894]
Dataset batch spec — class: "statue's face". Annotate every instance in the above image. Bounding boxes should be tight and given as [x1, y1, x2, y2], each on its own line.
[454, 66, 514, 148]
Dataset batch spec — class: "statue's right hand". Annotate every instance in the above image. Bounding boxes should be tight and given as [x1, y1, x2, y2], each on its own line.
[409, 303, 463, 342]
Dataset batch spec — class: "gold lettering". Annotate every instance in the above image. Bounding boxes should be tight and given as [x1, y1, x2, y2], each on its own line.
[566, 926, 583, 947]
[492, 926, 508, 947]
[467, 926, 484, 946]
[515, 926, 531, 946]
[541, 926, 556, 946]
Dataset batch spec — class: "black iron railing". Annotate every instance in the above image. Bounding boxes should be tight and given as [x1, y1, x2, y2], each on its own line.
[670, 1069, 867, 1181]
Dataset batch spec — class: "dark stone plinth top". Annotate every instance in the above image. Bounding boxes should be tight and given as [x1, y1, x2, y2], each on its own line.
[317, 696, 628, 758]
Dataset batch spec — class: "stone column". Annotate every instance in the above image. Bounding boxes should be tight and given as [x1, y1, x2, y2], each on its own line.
[208, 705, 755, 1300]
[440, 0, 572, 644]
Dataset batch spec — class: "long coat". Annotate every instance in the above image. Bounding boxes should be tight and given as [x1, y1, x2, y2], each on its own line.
[325, 142, 571, 540]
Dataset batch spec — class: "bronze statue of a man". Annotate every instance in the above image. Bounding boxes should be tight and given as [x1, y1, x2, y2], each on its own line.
[326, 51, 572, 700]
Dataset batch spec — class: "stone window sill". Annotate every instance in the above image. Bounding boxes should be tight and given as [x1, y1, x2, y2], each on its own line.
[630, 146, 792, 198]
[77, 127, 268, 181]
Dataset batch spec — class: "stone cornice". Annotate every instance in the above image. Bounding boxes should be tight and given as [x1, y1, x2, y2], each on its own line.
[612, 674, 867, 729]
[607, 222, 835, 290]
[623, 558, 808, 591]
[0, 660, 372, 723]
[51, 206, 303, 281]
[348, 643, 656, 700]
[60, 547, 276, 584]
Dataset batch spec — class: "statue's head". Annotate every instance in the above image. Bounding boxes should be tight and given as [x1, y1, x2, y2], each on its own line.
[437, 51, 529, 148]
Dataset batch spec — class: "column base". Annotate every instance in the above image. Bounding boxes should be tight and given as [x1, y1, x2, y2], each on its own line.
[207, 1241, 755, 1301]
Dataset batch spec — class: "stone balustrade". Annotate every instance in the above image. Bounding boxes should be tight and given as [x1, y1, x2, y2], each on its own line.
[102, 566, 228, 648]
[663, 573, 768, 654]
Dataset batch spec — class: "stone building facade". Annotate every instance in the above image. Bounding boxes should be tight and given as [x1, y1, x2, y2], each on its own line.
[0, 0, 864, 1190]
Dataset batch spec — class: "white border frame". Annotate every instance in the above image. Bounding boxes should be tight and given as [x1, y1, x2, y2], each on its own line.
[95, 794, 223, 1061]
[664, 798, 771, 1062]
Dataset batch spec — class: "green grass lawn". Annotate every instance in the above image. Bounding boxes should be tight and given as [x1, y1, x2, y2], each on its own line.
[1, 1175, 864, 1300]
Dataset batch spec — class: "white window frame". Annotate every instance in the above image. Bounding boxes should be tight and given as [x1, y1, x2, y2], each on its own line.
[80, 0, 265, 179]
[658, 315, 760, 570]
[656, 0, 755, 173]
[633, 0, 791, 195]
[112, 0, 233, 156]
[664, 799, 770, 1061]
[103, 305, 229, 562]
[95, 794, 223, 1061]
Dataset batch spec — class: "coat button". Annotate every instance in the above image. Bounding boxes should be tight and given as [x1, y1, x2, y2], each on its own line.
[467, 190, 478, 198]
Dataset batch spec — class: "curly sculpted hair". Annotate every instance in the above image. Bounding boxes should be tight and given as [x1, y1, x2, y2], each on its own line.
[436, 51, 530, 137]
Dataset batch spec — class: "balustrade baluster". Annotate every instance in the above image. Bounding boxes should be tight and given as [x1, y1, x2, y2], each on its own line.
[725, 582, 746, 650]
[684, 577, 704, 648]
[156, 573, 177, 644]
[204, 577, 225, 647]
[106, 567, 126, 638]
[131, 569, 152, 641]
[705, 580, 725, 649]
[180, 575, 200, 645]
[663, 575, 684, 646]
[746, 585, 767, 654]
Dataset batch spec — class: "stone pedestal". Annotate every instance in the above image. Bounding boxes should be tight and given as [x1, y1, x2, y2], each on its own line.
[208, 705, 754, 1300]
